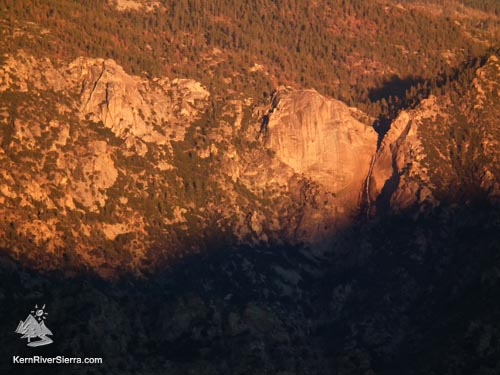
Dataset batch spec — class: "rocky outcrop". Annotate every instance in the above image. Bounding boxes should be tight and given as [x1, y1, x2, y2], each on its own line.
[69, 141, 118, 211]
[266, 88, 377, 219]
[368, 97, 438, 213]
[74, 58, 209, 145]
[0, 52, 210, 147]
[108, 0, 161, 12]
[369, 55, 500, 213]
[0, 52, 211, 274]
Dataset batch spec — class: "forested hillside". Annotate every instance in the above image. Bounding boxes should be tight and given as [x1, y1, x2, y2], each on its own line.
[1, 1, 500, 374]
[2, 0, 499, 119]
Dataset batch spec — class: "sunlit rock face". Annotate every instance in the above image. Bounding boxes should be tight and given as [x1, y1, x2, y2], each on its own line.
[267, 89, 377, 217]
[0, 53, 211, 274]
[73, 57, 209, 145]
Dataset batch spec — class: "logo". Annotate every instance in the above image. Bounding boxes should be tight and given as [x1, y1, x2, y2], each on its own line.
[15, 304, 53, 347]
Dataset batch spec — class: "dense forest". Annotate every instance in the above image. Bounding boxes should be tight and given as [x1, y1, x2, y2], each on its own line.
[1, 0, 499, 122]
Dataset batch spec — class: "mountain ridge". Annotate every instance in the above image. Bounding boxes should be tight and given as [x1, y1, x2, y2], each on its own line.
[0, 49, 499, 276]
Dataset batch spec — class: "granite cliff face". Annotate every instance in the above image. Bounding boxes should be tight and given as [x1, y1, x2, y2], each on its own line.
[267, 89, 377, 220]
[0, 52, 209, 146]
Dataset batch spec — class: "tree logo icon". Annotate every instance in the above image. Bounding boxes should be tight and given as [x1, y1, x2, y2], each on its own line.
[15, 304, 53, 347]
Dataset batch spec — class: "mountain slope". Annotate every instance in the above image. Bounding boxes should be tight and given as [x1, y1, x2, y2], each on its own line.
[1, 50, 499, 276]
[0, 2, 499, 374]
[2, 0, 499, 116]
[0, 52, 380, 274]
[369, 54, 500, 214]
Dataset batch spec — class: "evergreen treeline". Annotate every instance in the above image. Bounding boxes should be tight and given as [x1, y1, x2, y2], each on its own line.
[1, 0, 499, 120]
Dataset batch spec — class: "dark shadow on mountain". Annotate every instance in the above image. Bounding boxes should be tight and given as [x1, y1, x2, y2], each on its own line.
[368, 52, 492, 148]
[1, 197, 499, 375]
[368, 75, 427, 149]
[374, 115, 392, 149]
[368, 75, 426, 103]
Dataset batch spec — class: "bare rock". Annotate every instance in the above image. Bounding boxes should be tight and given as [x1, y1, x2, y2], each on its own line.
[267, 89, 377, 217]
[71, 58, 209, 146]
[69, 141, 118, 211]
